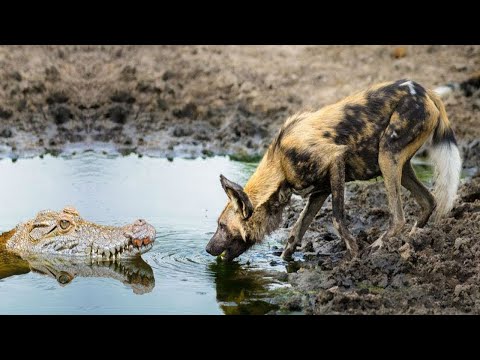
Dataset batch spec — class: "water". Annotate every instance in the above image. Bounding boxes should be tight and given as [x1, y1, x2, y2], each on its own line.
[0, 153, 468, 314]
[0, 153, 289, 314]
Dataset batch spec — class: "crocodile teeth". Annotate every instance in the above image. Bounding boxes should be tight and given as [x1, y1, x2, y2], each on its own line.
[103, 250, 110, 258]
[129, 244, 133, 252]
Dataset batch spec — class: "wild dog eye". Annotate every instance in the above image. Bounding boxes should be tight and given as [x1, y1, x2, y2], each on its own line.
[219, 223, 226, 230]
[59, 220, 70, 230]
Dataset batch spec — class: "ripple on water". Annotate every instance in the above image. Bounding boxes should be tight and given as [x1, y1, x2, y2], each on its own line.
[0, 153, 293, 314]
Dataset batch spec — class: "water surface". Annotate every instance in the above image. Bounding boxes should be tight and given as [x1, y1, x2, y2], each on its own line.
[0, 153, 288, 314]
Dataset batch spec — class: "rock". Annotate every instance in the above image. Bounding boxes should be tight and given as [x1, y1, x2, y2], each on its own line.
[316, 290, 334, 304]
[162, 70, 175, 81]
[157, 98, 168, 111]
[451, 64, 467, 72]
[107, 105, 128, 124]
[45, 66, 60, 82]
[454, 237, 472, 250]
[376, 274, 389, 288]
[46, 92, 69, 104]
[16, 99, 27, 112]
[0, 107, 13, 119]
[399, 243, 413, 260]
[9, 71, 22, 81]
[51, 105, 72, 125]
[172, 126, 193, 137]
[173, 102, 198, 119]
[0, 129, 13, 138]
[110, 91, 135, 103]
[327, 285, 340, 294]
[390, 274, 405, 289]
[284, 295, 303, 311]
[454, 284, 470, 297]
[120, 65, 136, 81]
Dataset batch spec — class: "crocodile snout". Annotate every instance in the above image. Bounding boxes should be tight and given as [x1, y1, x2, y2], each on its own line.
[124, 219, 156, 249]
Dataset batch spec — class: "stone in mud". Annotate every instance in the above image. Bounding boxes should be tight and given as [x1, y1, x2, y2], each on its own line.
[454, 284, 470, 297]
[16, 99, 27, 112]
[172, 126, 193, 137]
[9, 71, 22, 81]
[162, 70, 175, 81]
[45, 66, 60, 82]
[399, 243, 413, 261]
[283, 294, 303, 311]
[0, 107, 13, 119]
[0, 129, 13, 138]
[316, 289, 334, 304]
[110, 91, 135, 104]
[157, 98, 168, 111]
[454, 237, 472, 250]
[173, 102, 198, 119]
[51, 105, 73, 125]
[107, 105, 129, 124]
[120, 65, 136, 81]
[46, 91, 69, 104]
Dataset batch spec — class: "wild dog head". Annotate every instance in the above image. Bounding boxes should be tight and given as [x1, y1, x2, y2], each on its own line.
[206, 172, 291, 261]
[206, 175, 255, 261]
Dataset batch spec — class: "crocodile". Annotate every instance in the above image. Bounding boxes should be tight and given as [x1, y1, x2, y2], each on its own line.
[2, 206, 156, 259]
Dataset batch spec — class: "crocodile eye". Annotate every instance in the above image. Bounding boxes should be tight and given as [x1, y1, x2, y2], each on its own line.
[59, 220, 70, 230]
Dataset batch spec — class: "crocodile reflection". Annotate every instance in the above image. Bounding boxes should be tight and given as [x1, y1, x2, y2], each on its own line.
[208, 258, 280, 315]
[1, 230, 155, 294]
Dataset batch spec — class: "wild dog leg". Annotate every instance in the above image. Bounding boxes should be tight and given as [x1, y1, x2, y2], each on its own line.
[402, 161, 436, 228]
[370, 152, 405, 250]
[281, 191, 330, 261]
[330, 157, 359, 258]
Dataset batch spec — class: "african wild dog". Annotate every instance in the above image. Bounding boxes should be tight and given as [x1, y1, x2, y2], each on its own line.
[206, 80, 462, 261]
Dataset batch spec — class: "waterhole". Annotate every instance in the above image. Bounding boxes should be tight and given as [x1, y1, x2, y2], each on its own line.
[0, 153, 290, 314]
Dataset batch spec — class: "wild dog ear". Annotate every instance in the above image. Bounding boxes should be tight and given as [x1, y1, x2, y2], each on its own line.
[220, 174, 253, 220]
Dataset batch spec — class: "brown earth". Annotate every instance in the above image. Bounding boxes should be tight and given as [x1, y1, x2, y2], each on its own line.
[0, 45, 479, 161]
[0, 45, 479, 314]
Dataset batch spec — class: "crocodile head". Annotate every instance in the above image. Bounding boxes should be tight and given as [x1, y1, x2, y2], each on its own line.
[5, 206, 156, 260]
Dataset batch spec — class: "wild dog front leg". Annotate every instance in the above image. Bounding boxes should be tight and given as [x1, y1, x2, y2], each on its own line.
[281, 191, 329, 261]
[330, 157, 359, 258]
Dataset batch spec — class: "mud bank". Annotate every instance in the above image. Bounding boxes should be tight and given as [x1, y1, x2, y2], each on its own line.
[269, 173, 480, 314]
[0, 46, 479, 163]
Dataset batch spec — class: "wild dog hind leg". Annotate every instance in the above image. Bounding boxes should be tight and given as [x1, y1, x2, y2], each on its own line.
[281, 191, 330, 261]
[369, 151, 405, 250]
[402, 161, 436, 228]
[330, 156, 359, 258]
[370, 97, 436, 250]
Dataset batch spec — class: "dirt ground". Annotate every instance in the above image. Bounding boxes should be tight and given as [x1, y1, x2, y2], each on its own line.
[0, 45, 479, 314]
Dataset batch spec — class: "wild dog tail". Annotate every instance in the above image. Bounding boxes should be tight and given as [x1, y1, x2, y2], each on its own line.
[427, 89, 462, 222]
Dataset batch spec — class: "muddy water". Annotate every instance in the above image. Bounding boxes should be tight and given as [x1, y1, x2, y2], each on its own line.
[0, 153, 290, 314]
